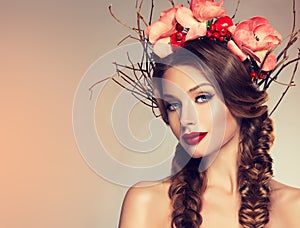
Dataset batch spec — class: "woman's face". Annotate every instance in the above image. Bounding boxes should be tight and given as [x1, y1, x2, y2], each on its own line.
[161, 65, 240, 159]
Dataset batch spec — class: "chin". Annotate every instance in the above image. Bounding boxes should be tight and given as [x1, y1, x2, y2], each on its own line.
[181, 144, 207, 159]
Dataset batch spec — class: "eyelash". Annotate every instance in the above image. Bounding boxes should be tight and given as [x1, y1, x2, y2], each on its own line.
[166, 93, 214, 112]
[195, 94, 214, 103]
[166, 102, 181, 112]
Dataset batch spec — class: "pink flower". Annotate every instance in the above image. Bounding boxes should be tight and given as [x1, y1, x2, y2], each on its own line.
[176, 6, 207, 41]
[145, 4, 183, 43]
[190, 0, 226, 21]
[145, 1, 227, 57]
[228, 16, 282, 71]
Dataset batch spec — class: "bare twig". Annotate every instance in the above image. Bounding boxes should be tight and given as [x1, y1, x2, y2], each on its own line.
[266, 56, 300, 88]
[109, 4, 139, 32]
[132, 92, 157, 108]
[232, 0, 241, 19]
[148, 0, 155, 25]
[273, 80, 296, 87]
[270, 51, 299, 116]
[111, 77, 151, 101]
[89, 77, 111, 100]
[271, 55, 289, 73]
[137, 12, 149, 28]
[168, 0, 175, 7]
[291, 0, 296, 34]
[276, 29, 300, 61]
[126, 52, 149, 91]
[136, 6, 144, 41]
[136, 0, 148, 28]
[116, 70, 145, 95]
[137, 0, 144, 11]
[117, 35, 141, 46]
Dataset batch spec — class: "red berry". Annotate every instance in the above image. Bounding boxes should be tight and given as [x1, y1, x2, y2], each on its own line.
[219, 29, 227, 36]
[218, 36, 225, 42]
[214, 16, 233, 31]
[206, 30, 213, 38]
[170, 32, 186, 47]
[170, 33, 178, 44]
[259, 73, 266, 79]
[209, 24, 216, 31]
[176, 32, 184, 40]
[213, 32, 220, 39]
[250, 72, 258, 79]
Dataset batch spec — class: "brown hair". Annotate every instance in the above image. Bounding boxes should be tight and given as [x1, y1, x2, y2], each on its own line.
[152, 39, 274, 228]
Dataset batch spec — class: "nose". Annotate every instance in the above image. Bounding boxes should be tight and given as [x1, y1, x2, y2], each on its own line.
[180, 99, 198, 127]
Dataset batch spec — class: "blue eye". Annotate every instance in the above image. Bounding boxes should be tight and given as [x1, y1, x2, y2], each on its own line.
[166, 102, 181, 112]
[196, 94, 213, 103]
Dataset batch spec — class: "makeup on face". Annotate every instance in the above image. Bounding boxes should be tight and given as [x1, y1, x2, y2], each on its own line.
[182, 132, 208, 145]
[161, 65, 240, 160]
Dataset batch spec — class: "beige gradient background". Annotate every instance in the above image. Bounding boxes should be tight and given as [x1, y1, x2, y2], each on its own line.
[1, 0, 300, 227]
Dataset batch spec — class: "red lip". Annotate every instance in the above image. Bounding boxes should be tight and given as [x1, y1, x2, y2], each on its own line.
[182, 132, 207, 145]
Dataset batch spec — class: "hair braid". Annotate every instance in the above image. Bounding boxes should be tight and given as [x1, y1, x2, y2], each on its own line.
[169, 144, 207, 228]
[152, 40, 275, 227]
[238, 113, 274, 228]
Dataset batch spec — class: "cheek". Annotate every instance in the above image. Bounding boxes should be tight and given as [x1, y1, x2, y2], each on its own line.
[168, 113, 181, 140]
[225, 109, 239, 135]
[207, 101, 230, 136]
[196, 105, 213, 129]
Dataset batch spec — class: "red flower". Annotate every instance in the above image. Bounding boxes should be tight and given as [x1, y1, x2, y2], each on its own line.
[228, 16, 282, 71]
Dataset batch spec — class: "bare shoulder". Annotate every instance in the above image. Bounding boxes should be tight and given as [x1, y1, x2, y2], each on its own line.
[270, 179, 300, 227]
[119, 180, 171, 228]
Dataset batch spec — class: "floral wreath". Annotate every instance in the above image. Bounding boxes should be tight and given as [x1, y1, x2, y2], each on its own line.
[94, 0, 300, 116]
[146, 2, 281, 78]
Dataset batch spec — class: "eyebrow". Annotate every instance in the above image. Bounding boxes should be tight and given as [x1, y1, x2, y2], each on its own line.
[187, 83, 213, 94]
[163, 82, 213, 99]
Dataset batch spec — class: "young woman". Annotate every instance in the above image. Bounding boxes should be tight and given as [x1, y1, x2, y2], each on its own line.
[115, 1, 300, 227]
[118, 39, 300, 227]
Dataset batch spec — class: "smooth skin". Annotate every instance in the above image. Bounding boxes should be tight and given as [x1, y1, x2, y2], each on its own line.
[119, 66, 300, 228]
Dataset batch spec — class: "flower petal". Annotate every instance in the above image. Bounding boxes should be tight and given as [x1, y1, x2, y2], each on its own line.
[159, 4, 183, 24]
[146, 5, 183, 43]
[227, 25, 236, 34]
[254, 24, 282, 50]
[232, 29, 257, 49]
[176, 6, 197, 28]
[146, 21, 176, 43]
[153, 38, 173, 58]
[262, 35, 282, 49]
[254, 51, 277, 71]
[242, 46, 261, 62]
[227, 40, 248, 61]
[234, 20, 253, 33]
[191, 0, 226, 21]
[198, 6, 226, 21]
[261, 52, 277, 71]
[250, 16, 270, 28]
[186, 22, 207, 40]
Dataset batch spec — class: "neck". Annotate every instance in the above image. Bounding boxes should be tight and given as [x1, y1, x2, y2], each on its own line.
[204, 131, 240, 196]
